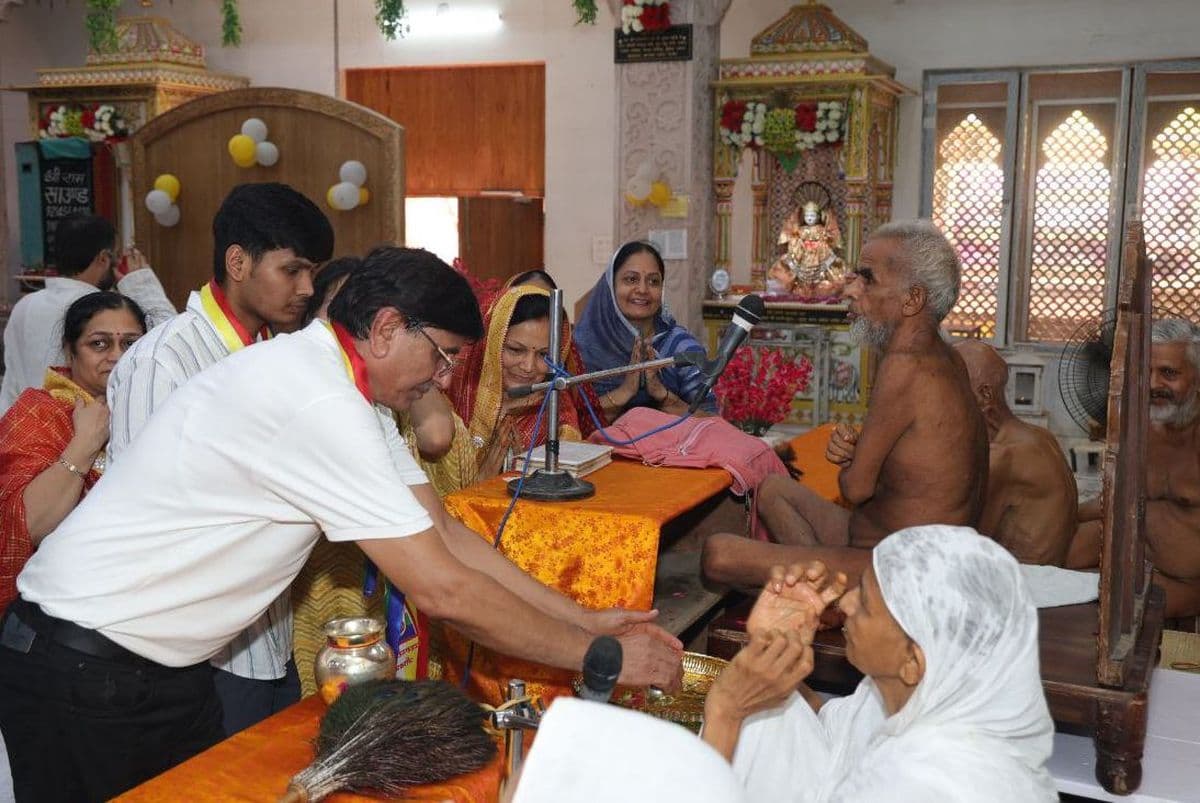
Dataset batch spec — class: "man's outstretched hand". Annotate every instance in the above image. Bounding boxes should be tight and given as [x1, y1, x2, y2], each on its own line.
[583, 607, 684, 692]
[746, 560, 847, 638]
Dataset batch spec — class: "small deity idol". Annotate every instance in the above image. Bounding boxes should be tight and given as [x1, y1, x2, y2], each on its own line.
[767, 201, 845, 297]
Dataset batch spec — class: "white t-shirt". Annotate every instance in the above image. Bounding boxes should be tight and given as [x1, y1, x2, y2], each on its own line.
[18, 321, 433, 667]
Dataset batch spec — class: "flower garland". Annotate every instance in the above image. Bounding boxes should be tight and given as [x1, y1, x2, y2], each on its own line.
[720, 99, 847, 156]
[573, 0, 599, 24]
[622, 0, 671, 34]
[715, 345, 813, 433]
[38, 104, 129, 143]
[719, 101, 767, 150]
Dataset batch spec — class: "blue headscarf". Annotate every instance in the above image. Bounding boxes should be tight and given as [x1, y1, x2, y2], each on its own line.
[574, 242, 715, 412]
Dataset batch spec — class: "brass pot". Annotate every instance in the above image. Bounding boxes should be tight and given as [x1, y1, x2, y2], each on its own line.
[314, 617, 394, 704]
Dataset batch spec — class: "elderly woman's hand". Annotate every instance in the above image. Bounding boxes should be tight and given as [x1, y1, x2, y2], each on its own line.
[702, 629, 813, 760]
[746, 560, 846, 638]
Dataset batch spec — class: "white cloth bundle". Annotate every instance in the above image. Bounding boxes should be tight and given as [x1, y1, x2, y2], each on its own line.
[733, 525, 1059, 803]
[514, 697, 745, 803]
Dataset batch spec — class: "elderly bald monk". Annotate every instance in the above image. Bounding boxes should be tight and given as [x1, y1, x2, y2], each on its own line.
[1068, 318, 1200, 621]
[704, 221, 988, 588]
[955, 340, 1077, 565]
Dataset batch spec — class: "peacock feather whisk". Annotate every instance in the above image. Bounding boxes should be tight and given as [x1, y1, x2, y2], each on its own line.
[279, 680, 497, 803]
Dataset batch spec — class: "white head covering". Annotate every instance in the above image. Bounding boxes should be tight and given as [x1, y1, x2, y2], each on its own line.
[513, 698, 745, 803]
[734, 525, 1057, 803]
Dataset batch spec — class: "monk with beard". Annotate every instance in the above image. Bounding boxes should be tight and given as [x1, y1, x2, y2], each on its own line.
[1068, 318, 1200, 622]
[704, 221, 988, 588]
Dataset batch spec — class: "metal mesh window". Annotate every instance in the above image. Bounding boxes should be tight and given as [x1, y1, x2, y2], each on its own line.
[1143, 106, 1200, 319]
[932, 114, 1005, 337]
[1026, 110, 1114, 341]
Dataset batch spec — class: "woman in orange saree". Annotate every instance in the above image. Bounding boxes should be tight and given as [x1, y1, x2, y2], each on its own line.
[448, 285, 583, 485]
[0, 292, 146, 614]
[489, 270, 606, 437]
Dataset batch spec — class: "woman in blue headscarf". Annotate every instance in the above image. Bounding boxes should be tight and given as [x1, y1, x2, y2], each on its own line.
[574, 241, 716, 420]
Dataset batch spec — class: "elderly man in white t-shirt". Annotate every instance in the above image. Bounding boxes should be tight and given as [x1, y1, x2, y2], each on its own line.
[0, 247, 685, 802]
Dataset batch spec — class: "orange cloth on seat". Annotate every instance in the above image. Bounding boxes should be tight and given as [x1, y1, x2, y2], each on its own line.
[438, 459, 732, 707]
[787, 424, 847, 506]
[115, 694, 504, 803]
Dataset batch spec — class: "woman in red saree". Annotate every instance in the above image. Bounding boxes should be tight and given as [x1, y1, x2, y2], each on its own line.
[0, 292, 146, 613]
[448, 285, 583, 483]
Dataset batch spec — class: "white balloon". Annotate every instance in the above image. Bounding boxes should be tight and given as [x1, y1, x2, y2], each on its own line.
[339, 160, 368, 187]
[241, 117, 268, 144]
[331, 181, 360, 211]
[255, 141, 280, 167]
[154, 204, 181, 227]
[626, 175, 651, 200]
[145, 189, 172, 216]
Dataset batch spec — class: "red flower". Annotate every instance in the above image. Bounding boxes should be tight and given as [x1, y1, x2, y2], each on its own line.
[721, 100, 747, 131]
[81, 109, 96, 128]
[715, 344, 814, 427]
[641, 3, 671, 30]
[795, 104, 818, 132]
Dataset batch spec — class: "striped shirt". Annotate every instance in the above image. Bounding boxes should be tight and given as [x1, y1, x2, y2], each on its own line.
[106, 289, 292, 681]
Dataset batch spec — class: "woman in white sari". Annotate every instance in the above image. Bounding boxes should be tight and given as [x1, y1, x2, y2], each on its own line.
[704, 525, 1058, 803]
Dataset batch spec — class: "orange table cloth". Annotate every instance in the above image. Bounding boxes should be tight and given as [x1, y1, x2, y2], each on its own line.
[439, 458, 732, 706]
[786, 423, 846, 505]
[115, 695, 503, 803]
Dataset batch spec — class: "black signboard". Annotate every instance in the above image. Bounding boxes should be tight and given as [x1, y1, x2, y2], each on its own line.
[615, 24, 693, 64]
[40, 153, 94, 267]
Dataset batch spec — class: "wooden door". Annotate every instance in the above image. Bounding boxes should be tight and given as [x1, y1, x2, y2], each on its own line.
[458, 197, 544, 285]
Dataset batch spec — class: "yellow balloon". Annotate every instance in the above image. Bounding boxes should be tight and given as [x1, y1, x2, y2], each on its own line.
[624, 193, 646, 207]
[648, 181, 672, 207]
[326, 185, 338, 209]
[154, 173, 181, 202]
[228, 134, 257, 167]
[358, 187, 370, 206]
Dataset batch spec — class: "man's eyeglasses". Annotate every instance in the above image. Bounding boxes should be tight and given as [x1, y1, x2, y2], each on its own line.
[416, 326, 456, 377]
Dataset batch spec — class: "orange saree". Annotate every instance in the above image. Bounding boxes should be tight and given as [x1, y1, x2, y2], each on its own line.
[0, 369, 100, 614]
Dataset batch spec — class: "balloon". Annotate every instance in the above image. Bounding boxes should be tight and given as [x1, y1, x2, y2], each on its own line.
[625, 175, 651, 201]
[228, 134, 257, 167]
[241, 118, 268, 144]
[154, 204, 181, 227]
[624, 193, 647, 207]
[330, 181, 360, 211]
[153, 174, 180, 202]
[145, 189, 172, 216]
[255, 141, 280, 167]
[648, 181, 671, 207]
[339, 160, 367, 187]
[358, 187, 370, 206]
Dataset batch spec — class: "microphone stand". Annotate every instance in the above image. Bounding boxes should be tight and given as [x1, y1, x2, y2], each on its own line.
[505, 288, 704, 501]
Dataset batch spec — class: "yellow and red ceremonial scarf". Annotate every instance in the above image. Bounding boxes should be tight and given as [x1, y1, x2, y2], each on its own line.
[323, 320, 432, 679]
[199, 281, 270, 353]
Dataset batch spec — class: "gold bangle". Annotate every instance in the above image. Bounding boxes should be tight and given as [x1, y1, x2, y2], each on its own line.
[57, 456, 87, 479]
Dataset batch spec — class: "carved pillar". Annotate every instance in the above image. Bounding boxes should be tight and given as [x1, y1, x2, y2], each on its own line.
[713, 178, 734, 271]
[841, 85, 870, 266]
[613, 0, 732, 333]
[750, 149, 771, 285]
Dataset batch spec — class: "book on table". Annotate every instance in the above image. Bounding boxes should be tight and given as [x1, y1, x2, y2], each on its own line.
[513, 441, 614, 478]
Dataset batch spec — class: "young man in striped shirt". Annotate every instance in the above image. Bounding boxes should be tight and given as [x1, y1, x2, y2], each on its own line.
[104, 182, 334, 735]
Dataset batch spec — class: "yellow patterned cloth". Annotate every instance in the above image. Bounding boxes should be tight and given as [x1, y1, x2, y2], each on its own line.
[291, 399, 473, 697]
[437, 458, 731, 706]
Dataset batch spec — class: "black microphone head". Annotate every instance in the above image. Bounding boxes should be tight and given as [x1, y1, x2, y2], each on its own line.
[580, 636, 623, 702]
[506, 384, 534, 399]
[736, 293, 766, 323]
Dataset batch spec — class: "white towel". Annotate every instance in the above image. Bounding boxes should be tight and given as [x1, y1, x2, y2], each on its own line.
[1019, 564, 1100, 608]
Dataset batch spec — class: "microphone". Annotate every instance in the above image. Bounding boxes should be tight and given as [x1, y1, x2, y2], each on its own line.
[577, 636, 623, 703]
[688, 294, 766, 413]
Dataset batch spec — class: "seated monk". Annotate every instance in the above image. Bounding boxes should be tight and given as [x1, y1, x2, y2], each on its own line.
[955, 340, 1077, 565]
[1068, 318, 1200, 621]
[704, 220, 988, 588]
[702, 526, 1058, 802]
